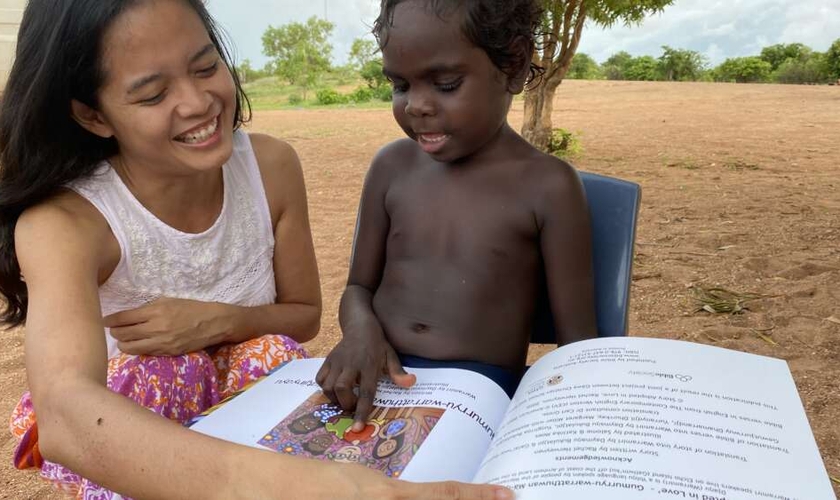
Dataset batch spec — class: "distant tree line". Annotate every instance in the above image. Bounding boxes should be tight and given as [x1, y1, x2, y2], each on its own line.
[567, 40, 840, 84]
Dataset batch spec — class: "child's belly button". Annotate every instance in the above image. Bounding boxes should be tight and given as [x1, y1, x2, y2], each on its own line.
[411, 323, 431, 334]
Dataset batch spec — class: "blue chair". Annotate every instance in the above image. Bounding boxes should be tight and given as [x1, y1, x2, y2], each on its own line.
[531, 171, 641, 343]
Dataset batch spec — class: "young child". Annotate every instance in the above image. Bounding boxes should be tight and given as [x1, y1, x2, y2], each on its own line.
[317, 0, 598, 428]
[0, 1, 510, 499]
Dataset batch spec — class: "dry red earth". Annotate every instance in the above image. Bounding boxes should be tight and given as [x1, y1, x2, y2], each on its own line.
[2, 80, 838, 498]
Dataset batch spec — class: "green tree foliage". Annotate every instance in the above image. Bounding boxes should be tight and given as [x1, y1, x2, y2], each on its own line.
[262, 17, 334, 99]
[602, 51, 633, 80]
[759, 43, 810, 71]
[355, 58, 392, 101]
[757, 43, 830, 84]
[601, 41, 837, 85]
[236, 59, 254, 83]
[329, 64, 360, 86]
[360, 59, 388, 89]
[772, 52, 829, 84]
[523, 0, 675, 151]
[625, 55, 660, 81]
[658, 45, 707, 81]
[824, 38, 840, 80]
[349, 86, 375, 103]
[235, 59, 268, 83]
[567, 53, 602, 79]
[316, 88, 348, 105]
[713, 57, 772, 83]
[373, 85, 393, 102]
[348, 38, 378, 71]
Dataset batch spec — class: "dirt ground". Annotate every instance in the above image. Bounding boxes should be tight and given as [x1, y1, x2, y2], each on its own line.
[1, 80, 838, 498]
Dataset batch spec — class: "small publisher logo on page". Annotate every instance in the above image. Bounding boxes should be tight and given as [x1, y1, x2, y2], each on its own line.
[629, 370, 693, 382]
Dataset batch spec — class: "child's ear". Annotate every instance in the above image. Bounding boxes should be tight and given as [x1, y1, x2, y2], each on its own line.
[506, 36, 534, 95]
[70, 99, 115, 139]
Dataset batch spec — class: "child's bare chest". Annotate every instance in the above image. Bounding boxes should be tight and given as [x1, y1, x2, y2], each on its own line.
[384, 169, 539, 262]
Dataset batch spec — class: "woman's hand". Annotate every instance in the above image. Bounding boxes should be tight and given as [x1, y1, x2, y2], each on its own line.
[316, 319, 416, 431]
[231, 454, 514, 500]
[327, 462, 514, 500]
[392, 480, 513, 500]
[104, 297, 238, 355]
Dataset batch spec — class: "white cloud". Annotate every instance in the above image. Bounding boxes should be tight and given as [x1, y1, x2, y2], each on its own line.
[704, 22, 735, 37]
[779, 1, 840, 49]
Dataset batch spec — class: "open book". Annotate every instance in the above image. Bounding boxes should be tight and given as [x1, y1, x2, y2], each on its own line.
[191, 337, 834, 499]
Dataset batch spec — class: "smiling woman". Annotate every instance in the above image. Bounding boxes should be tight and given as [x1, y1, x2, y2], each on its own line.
[0, 1, 514, 499]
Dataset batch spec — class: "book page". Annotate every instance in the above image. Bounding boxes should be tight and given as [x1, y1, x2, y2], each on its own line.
[472, 337, 834, 500]
[190, 358, 511, 482]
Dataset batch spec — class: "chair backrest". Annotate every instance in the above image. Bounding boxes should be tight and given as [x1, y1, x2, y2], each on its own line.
[531, 171, 641, 343]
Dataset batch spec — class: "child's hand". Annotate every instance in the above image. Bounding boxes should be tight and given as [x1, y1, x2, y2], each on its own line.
[104, 298, 237, 355]
[316, 329, 416, 431]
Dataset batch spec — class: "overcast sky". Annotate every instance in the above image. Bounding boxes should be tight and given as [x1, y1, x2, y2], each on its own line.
[205, 0, 840, 68]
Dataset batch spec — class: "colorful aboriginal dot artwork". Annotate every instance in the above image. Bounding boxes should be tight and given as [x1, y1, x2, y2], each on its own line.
[259, 391, 445, 476]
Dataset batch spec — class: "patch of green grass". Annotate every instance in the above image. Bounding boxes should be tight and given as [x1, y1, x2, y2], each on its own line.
[665, 158, 700, 170]
[243, 77, 298, 109]
[243, 74, 392, 111]
[723, 159, 760, 171]
[690, 286, 763, 314]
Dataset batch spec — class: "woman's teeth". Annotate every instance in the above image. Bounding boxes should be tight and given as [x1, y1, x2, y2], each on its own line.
[176, 117, 218, 144]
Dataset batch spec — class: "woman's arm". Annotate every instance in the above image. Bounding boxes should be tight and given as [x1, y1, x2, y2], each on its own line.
[241, 133, 322, 343]
[17, 196, 510, 500]
[18, 198, 244, 498]
[18, 199, 236, 498]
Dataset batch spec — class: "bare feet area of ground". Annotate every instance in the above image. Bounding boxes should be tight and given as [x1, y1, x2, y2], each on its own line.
[1, 80, 838, 498]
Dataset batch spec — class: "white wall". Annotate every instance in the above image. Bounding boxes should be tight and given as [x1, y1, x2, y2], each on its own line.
[0, 0, 25, 89]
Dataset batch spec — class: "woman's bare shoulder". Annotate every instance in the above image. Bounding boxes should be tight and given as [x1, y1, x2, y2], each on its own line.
[16, 190, 117, 278]
[248, 133, 299, 176]
[19, 190, 109, 237]
[247, 132, 307, 224]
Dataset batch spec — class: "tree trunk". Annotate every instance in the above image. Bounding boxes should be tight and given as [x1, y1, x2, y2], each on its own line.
[521, 83, 558, 153]
[521, 1, 585, 153]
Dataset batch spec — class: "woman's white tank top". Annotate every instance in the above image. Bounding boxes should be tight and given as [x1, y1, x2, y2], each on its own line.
[67, 130, 277, 358]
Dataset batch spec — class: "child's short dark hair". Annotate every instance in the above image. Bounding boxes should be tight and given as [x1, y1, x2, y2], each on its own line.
[373, 0, 543, 85]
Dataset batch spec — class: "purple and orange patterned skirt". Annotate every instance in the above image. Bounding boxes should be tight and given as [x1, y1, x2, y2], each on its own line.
[9, 334, 307, 500]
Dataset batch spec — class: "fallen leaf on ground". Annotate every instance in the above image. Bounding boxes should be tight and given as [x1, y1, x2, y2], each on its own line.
[754, 332, 778, 346]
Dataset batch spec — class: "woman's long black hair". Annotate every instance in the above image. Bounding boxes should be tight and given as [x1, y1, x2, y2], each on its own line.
[0, 0, 251, 326]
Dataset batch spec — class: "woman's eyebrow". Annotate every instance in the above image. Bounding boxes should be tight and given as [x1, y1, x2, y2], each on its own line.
[127, 73, 162, 95]
[126, 44, 215, 94]
[189, 43, 216, 64]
